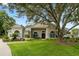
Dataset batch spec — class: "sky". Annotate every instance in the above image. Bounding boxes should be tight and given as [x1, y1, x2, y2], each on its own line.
[6, 9, 27, 26]
[7, 10, 27, 26]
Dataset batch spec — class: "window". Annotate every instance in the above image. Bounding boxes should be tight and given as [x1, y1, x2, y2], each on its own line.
[33, 32, 38, 38]
[50, 31, 55, 38]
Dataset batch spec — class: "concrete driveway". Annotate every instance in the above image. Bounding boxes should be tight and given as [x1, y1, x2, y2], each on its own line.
[0, 39, 12, 56]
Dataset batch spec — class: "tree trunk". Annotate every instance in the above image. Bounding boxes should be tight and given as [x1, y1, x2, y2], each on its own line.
[58, 34, 64, 42]
[57, 29, 64, 42]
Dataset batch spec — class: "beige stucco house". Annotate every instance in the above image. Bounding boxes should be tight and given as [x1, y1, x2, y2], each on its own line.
[8, 23, 58, 39]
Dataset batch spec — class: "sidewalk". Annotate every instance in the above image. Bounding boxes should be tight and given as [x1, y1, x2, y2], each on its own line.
[0, 39, 12, 56]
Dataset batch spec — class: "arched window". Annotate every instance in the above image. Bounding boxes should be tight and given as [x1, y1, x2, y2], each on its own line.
[14, 30, 20, 33]
[13, 30, 20, 37]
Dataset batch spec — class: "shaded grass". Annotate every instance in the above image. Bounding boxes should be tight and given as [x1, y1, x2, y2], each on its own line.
[8, 40, 79, 56]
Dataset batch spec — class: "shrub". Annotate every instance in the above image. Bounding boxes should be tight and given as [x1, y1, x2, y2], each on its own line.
[75, 38, 79, 40]
[3, 38, 10, 42]
[2, 35, 11, 42]
[25, 35, 30, 38]
[73, 38, 79, 42]
[64, 38, 79, 42]
[64, 37, 70, 39]
[46, 38, 57, 40]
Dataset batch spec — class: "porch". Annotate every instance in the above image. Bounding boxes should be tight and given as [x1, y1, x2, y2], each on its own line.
[31, 28, 46, 38]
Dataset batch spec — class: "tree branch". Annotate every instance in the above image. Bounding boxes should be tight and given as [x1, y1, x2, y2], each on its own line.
[40, 4, 58, 24]
[62, 5, 79, 30]
[68, 23, 79, 31]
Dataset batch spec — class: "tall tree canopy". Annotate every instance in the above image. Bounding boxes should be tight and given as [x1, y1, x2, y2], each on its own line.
[71, 29, 79, 38]
[0, 11, 15, 35]
[7, 3, 79, 41]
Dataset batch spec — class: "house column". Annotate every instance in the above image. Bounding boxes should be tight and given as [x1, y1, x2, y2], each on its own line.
[46, 28, 49, 38]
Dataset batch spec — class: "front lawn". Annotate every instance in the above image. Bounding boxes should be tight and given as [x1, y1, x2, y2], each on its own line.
[8, 39, 79, 56]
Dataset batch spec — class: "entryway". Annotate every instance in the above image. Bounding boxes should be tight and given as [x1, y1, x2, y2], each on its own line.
[42, 31, 46, 38]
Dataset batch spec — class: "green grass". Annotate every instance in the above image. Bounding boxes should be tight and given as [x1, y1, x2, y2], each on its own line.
[8, 40, 79, 56]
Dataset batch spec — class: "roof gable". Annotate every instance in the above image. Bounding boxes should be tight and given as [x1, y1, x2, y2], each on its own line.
[25, 23, 48, 28]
